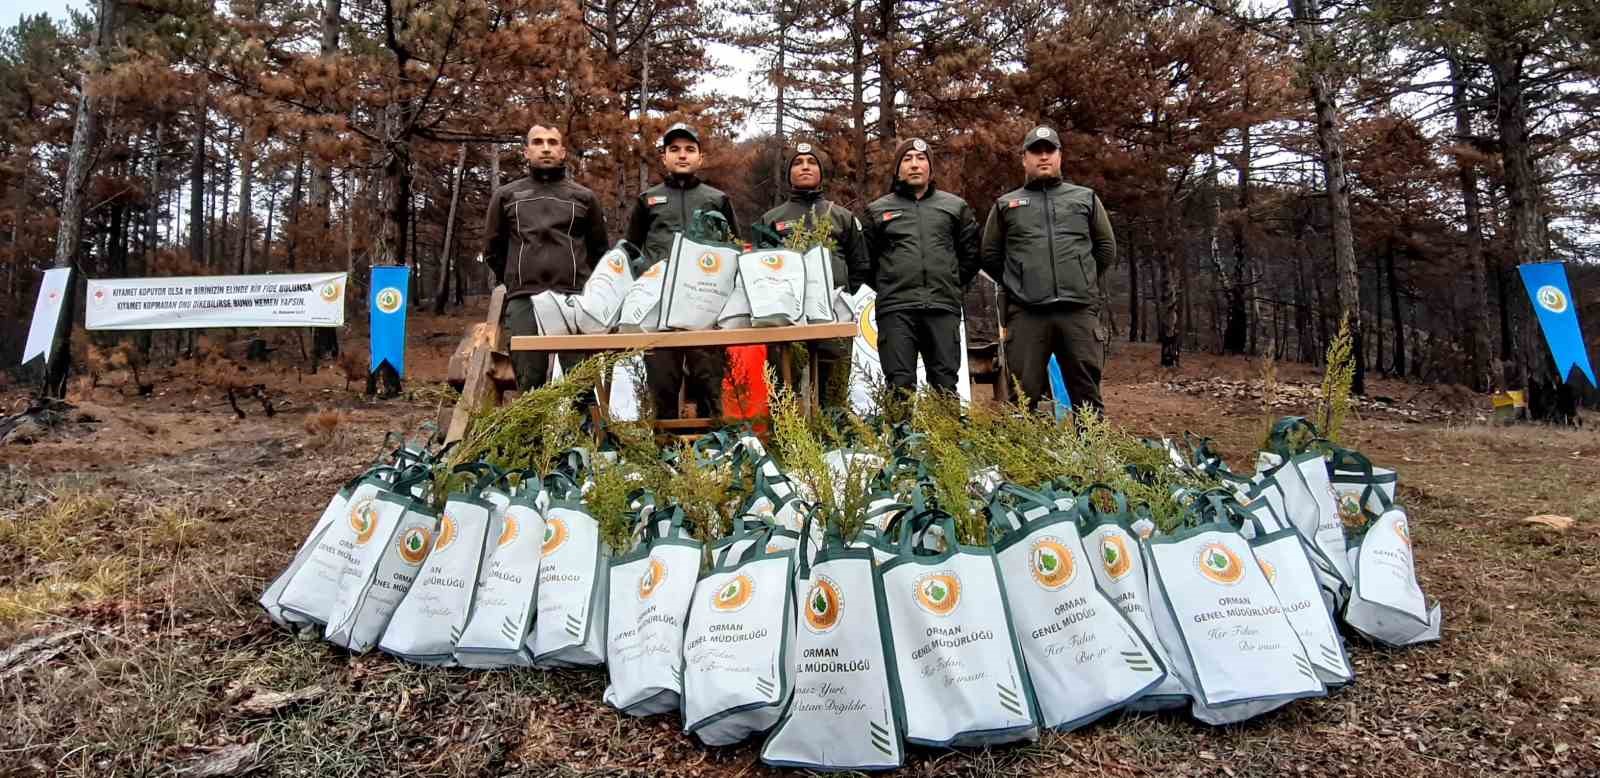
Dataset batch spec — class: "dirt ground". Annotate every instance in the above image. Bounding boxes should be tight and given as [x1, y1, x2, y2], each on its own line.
[2, 300, 1597, 777]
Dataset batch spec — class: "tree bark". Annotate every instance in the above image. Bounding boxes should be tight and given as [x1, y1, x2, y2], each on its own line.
[433, 143, 467, 314]
[850, 0, 869, 203]
[1487, 44, 1550, 396]
[1386, 237, 1406, 375]
[878, 0, 897, 141]
[1288, 0, 1363, 394]
[45, 0, 116, 396]
[237, 127, 254, 274]
[1127, 226, 1140, 343]
[1448, 54, 1493, 392]
[1224, 124, 1253, 354]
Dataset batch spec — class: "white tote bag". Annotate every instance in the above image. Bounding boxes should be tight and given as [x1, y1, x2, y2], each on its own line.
[989, 489, 1168, 730]
[528, 491, 610, 667]
[716, 268, 753, 329]
[761, 520, 906, 772]
[682, 537, 797, 746]
[576, 242, 636, 333]
[603, 506, 704, 715]
[379, 475, 497, 665]
[1075, 487, 1190, 711]
[616, 261, 665, 333]
[529, 290, 579, 335]
[275, 468, 421, 628]
[1254, 466, 1349, 610]
[658, 233, 740, 331]
[1249, 526, 1355, 686]
[1343, 507, 1441, 646]
[740, 248, 805, 327]
[454, 486, 547, 667]
[261, 467, 393, 628]
[878, 511, 1039, 747]
[322, 493, 440, 654]
[801, 245, 836, 323]
[1327, 447, 1398, 525]
[1146, 516, 1325, 724]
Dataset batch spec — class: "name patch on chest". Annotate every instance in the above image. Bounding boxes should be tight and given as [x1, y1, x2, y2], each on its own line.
[774, 220, 792, 233]
[882, 210, 902, 223]
[646, 195, 668, 206]
[1007, 198, 1029, 209]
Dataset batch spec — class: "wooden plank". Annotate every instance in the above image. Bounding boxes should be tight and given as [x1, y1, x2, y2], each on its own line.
[445, 286, 508, 445]
[509, 322, 858, 352]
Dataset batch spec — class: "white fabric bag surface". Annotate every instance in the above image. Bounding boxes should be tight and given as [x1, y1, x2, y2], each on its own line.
[603, 507, 704, 715]
[658, 233, 740, 331]
[989, 490, 1168, 730]
[1146, 519, 1325, 725]
[716, 267, 753, 330]
[1255, 465, 1348, 610]
[616, 261, 665, 332]
[682, 538, 796, 746]
[878, 512, 1039, 747]
[739, 248, 805, 327]
[275, 471, 418, 628]
[1343, 507, 1441, 646]
[261, 467, 391, 627]
[322, 495, 440, 654]
[800, 245, 837, 323]
[1249, 527, 1355, 686]
[379, 487, 495, 665]
[760, 521, 906, 772]
[1075, 489, 1191, 711]
[576, 243, 636, 333]
[529, 495, 610, 667]
[454, 488, 550, 668]
[529, 289, 579, 335]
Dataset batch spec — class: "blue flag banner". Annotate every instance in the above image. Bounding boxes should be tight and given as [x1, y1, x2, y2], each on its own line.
[1048, 354, 1071, 420]
[1518, 261, 1595, 386]
[370, 265, 410, 374]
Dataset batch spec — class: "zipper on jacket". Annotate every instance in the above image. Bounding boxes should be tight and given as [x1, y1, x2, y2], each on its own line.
[915, 195, 927, 307]
[1045, 190, 1059, 300]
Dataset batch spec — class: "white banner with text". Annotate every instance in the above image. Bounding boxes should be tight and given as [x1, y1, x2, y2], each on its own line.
[85, 272, 348, 330]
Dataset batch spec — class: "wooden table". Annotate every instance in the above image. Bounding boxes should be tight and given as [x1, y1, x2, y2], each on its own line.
[444, 287, 858, 443]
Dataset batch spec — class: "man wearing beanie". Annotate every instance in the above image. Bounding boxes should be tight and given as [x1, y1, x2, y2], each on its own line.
[980, 125, 1116, 416]
[482, 122, 610, 392]
[760, 140, 870, 405]
[624, 122, 741, 419]
[862, 137, 982, 396]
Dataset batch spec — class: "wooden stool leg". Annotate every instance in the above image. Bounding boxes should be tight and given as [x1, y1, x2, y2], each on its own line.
[808, 343, 821, 418]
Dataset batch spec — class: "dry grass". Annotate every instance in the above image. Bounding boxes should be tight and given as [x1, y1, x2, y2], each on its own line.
[302, 407, 347, 449]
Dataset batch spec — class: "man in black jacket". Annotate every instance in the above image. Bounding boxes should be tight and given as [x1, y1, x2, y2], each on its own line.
[623, 123, 741, 419]
[862, 137, 981, 395]
[980, 125, 1116, 415]
[482, 122, 610, 391]
[760, 140, 869, 405]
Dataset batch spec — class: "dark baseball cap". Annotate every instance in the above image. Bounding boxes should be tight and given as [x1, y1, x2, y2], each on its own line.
[660, 122, 700, 147]
[1023, 125, 1060, 151]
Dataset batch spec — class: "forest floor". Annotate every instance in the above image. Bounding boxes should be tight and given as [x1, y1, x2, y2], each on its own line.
[1, 298, 1597, 777]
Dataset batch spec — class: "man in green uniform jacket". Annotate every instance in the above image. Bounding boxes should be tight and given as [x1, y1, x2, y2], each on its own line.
[623, 122, 741, 419]
[980, 125, 1116, 415]
[862, 137, 981, 395]
[759, 140, 870, 405]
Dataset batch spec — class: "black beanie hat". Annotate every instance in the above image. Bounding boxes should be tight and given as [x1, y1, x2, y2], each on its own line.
[892, 137, 931, 170]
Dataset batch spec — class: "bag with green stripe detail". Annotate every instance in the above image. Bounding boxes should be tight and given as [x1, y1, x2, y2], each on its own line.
[1145, 498, 1326, 725]
[760, 510, 906, 771]
[988, 484, 1169, 730]
[1342, 506, 1442, 647]
[879, 508, 1039, 747]
[604, 505, 704, 715]
[528, 478, 610, 668]
[682, 523, 797, 745]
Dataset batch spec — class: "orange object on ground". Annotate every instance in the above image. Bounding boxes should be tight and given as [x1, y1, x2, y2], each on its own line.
[722, 345, 769, 419]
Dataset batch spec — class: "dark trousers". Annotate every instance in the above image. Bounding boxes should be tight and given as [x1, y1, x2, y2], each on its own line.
[645, 348, 726, 419]
[767, 339, 852, 408]
[1006, 302, 1105, 415]
[877, 309, 962, 394]
[503, 296, 594, 410]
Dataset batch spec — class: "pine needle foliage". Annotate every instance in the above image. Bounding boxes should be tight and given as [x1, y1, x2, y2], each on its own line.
[1317, 314, 1355, 445]
[446, 352, 626, 477]
[781, 212, 837, 253]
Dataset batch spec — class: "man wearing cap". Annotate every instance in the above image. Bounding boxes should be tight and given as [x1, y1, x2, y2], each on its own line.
[760, 140, 870, 404]
[862, 137, 982, 396]
[980, 125, 1116, 416]
[482, 122, 610, 393]
[624, 122, 741, 419]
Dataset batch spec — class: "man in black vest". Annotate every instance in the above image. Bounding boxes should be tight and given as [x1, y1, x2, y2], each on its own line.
[980, 125, 1116, 415]
[482, 122, 610, 391]
[760, 140, 870, 405]
[623, 123, 741, 419]
[862, 137, 981, 395]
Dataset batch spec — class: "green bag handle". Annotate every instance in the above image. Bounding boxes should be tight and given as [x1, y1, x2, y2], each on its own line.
[1326, 445, 1377, 476]
[685, 208, 740, 248]
[1077, 483, 1130, 523]
[749, 222, 785, 250]
[642, 503, 694, 543]
[1266, 416, 1320, 458]
[448, 461, 504, 494]
[894, 508, 958, 557]
[714, 519, 776, 567]
[390, 464, 436, 500]
[544, 471, 583, 501]
[796, 503, 848, 580]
